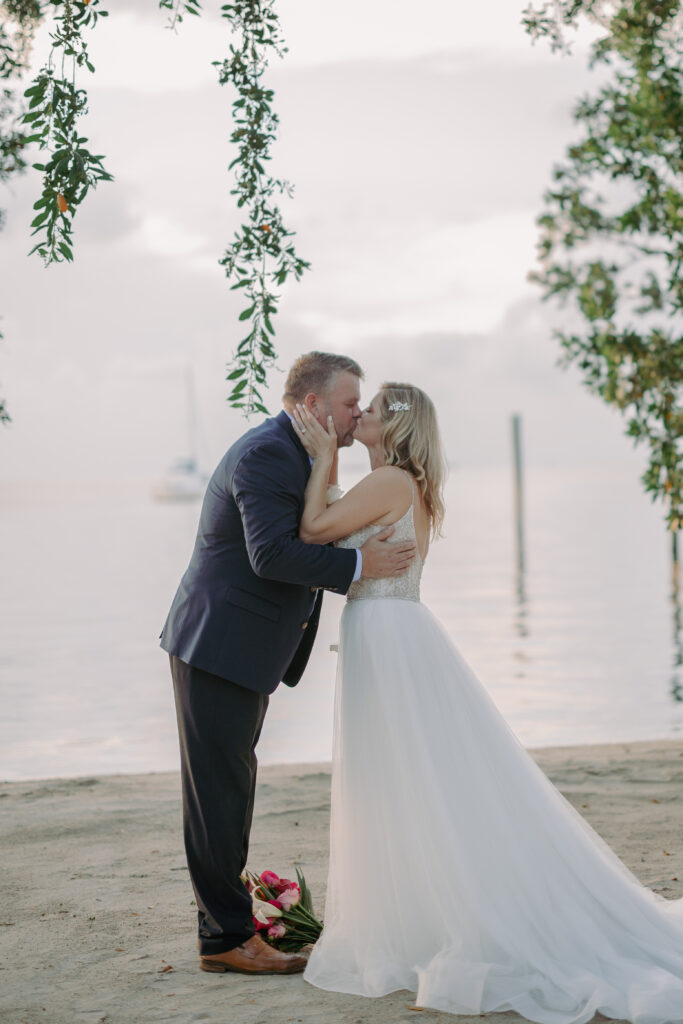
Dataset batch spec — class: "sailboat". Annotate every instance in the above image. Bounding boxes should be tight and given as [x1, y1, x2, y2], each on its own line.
[153, 364, 209, 502]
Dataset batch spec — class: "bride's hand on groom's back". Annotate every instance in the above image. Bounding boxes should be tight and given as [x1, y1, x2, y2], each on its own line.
[360, 526, 417, 579]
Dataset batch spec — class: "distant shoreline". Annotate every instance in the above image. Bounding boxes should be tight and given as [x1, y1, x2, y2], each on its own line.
[3, 734, 683, 786]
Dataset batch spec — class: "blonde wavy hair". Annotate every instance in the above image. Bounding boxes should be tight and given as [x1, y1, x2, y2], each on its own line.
[378, 382, 447, 537]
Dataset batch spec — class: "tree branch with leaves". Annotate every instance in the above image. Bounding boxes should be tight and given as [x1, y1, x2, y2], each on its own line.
[0, 0, 308, 421]
[215, 0, 310, 415]
[0, 0, 43, 424]
[524, 0, 683, 546]
[23, 0, 112, 264]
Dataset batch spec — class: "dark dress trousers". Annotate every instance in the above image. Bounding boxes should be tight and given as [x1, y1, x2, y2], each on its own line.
[161, 410, 356, 954]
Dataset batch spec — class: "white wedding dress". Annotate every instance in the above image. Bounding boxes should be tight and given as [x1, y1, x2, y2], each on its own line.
[303, 481, 683, 1024]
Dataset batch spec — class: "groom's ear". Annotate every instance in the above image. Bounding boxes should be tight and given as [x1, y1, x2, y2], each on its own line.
[303, 393, 319, 417]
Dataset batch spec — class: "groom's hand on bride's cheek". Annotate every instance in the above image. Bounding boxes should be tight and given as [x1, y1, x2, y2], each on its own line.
[359, 526, 417, 579]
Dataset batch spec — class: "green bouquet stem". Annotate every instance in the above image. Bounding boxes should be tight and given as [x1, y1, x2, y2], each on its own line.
[283, 905, 321, 927]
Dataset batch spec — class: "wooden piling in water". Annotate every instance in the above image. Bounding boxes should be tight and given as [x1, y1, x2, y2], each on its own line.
[512, 413, 525, 574]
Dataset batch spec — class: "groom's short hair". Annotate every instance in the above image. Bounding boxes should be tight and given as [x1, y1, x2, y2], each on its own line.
[283, 352, 363, 402]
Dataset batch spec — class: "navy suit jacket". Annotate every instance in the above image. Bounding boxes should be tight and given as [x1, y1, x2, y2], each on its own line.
[160, 410, 357, 694]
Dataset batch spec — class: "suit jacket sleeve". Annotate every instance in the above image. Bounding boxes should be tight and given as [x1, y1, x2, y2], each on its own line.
[232, 442, 357, 592]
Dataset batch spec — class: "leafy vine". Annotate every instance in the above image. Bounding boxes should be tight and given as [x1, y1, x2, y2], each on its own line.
[22, 0, 112, 264]
[159, 0, 202, 32]
[214, 0, 310, 415]
[3, 0, 308, 417]
[1, 0, 43, 424]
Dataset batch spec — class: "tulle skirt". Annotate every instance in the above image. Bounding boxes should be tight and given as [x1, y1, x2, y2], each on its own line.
[303, 598, 683, 1024]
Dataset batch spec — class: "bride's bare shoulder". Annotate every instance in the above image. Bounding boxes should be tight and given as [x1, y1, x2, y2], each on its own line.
[346, 466, 410, 504]
[346, 466, 412, 527]
[362, 465, 409, 488]
[336, 465, 409, 506]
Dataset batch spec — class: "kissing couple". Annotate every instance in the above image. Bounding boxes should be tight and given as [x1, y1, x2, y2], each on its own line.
[161, 351, 683, 1024]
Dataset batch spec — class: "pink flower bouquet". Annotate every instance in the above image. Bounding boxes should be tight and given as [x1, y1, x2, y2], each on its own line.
[240, 867, 322, 952]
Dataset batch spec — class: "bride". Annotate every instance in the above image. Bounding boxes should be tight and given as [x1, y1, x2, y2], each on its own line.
[289, 383, 683, 1024]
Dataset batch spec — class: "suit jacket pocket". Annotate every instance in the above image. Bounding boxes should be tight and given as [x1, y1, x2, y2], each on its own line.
[225, 585, 281, 623]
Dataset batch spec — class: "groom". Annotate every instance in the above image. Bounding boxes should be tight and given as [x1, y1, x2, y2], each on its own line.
[161, 351, 417, 975]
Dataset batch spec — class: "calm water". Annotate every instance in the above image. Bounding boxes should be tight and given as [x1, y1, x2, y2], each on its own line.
[1, 465, 682, 781]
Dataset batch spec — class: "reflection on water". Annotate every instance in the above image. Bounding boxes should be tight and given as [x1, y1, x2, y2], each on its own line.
[511, 414, 529, 649]
[1, 464, 682, 780]
[513, 543, 530, 646]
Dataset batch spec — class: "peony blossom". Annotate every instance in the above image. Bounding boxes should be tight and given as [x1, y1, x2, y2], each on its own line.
[267, 922, 287, 940]
[277, 886, 301, 910]
[260, 870, 281, 888]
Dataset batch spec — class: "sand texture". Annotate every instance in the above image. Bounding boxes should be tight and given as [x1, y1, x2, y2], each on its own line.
[2, 739, 683, 1024]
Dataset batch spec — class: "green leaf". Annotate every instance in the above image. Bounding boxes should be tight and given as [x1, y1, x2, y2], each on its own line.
[30, 211, 49, 228]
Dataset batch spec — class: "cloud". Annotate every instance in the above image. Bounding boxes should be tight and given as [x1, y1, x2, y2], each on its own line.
[129, 213, 208, 259]
[29, 0, 601, 85]
[27, 11, 222, 94]
[339, 297, 643, 471]
[0, 10, 624, 482]
[286, 209, 540, 339]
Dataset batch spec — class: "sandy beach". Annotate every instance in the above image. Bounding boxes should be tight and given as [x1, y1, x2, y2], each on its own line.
[2, 739, 683, 1024]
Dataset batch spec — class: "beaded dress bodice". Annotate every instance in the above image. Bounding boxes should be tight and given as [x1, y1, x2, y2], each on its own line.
[335, 477, 424, 603]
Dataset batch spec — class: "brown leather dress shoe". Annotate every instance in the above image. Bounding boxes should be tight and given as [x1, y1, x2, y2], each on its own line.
[199, 934, 308, 975]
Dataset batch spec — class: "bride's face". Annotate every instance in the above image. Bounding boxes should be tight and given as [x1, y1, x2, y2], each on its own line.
[354, 393, 384, 448]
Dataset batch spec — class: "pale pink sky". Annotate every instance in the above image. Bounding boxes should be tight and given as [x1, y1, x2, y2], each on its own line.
[0, 2, 640, 480]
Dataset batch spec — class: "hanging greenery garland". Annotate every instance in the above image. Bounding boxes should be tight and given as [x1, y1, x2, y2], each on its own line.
[23, 0, 112, 264]
[215, 1, 310, 416]
[9, 0, 308, 416]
